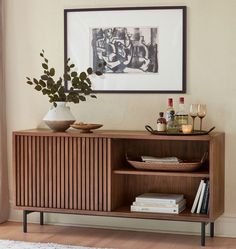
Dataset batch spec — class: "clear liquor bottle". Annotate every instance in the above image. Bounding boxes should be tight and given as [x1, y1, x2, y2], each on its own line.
[167, 110, 179, 132]
[175, 97, 188, 130]
[165, 98, 174, 123]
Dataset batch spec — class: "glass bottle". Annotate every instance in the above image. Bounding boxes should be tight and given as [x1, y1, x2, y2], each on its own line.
[167, 110, 179, 132]
[165, 98, 174, 123]
[175, 97, 188, 130]
[157, 112, 167, 132]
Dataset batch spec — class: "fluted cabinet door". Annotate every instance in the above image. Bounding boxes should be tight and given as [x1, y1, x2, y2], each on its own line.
[13, 135, 111, 212]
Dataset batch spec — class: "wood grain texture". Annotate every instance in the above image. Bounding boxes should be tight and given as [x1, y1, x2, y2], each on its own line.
[12, 131, 224, 224]
[13, 133, 110, 212]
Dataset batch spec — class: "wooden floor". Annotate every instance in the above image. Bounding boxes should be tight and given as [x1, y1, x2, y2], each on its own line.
[0, 222, 236, 249]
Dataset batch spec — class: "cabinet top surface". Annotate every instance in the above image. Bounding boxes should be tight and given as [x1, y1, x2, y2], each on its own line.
[13, 129, 224, 141]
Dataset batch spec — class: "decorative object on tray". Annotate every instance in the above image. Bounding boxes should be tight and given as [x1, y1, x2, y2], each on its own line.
[131, 193, 186, 214]
[145, 125, 215, 136]
[70, 122, 103, 133]
[182, 124, 193, 134]
[126, 152, 208, 172]
[26, 50, 105, 131]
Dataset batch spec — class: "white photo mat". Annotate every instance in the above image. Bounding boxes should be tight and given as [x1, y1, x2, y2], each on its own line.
[64, 7, 186, 92]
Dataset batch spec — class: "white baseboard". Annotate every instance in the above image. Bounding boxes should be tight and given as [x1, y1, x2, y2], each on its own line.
[8, 203, 236, 238]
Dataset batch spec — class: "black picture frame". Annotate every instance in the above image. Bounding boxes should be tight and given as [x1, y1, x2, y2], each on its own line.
[64, 6, 187, 93]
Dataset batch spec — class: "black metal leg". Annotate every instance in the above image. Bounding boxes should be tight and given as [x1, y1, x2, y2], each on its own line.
[201, 222, 206, 246]
[23, 210, 28, 233]
[210, 222, 214, 237]
[40, 212, 44, 225]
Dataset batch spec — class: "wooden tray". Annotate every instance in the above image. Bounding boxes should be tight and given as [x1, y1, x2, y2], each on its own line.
[126, 153, 207, 172]
[145, 125, 215, 136]
[70, 123, 103, 133]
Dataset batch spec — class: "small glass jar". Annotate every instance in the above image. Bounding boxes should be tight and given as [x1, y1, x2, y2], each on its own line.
[157, 112, 167, 132]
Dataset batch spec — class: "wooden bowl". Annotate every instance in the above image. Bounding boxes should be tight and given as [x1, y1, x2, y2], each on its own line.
[70, 123, 103, 133]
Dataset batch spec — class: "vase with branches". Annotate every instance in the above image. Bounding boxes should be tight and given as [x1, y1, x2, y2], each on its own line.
[26, 50, 105, 131]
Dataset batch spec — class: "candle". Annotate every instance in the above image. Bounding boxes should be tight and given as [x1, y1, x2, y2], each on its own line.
[182, 124, 193, 134]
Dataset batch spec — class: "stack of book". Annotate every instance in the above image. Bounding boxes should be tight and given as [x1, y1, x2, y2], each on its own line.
[191, 179, 210, 214]
[131, 193, 186, 214]
[141, 156, 182, 164]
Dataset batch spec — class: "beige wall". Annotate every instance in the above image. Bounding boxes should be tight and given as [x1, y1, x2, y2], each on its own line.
[5, 0, 236, 236]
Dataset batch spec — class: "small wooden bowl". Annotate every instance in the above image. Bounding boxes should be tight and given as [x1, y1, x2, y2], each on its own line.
[70, 123, 103, 133]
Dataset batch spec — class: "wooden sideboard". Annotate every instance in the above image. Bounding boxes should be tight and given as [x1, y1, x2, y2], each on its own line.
[12, 129, 225, 246]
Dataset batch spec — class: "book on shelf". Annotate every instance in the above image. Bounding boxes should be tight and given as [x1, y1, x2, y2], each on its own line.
[141, 156, 181, 164]
[135, 193, 184, 205]
[200, 180, 210, 214]
[131, 203, 186, 214]
[196, 180, 206, 214]
[191, 179, 204, 213]
[133, 199, 186, 208]
[191, 178, 209, 214]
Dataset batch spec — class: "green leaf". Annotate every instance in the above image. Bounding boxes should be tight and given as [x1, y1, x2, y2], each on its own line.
[64, 73, 71, 81]
[41, 75, 48, 81]
[47, 77, 54, 89]
[79, 95, 86, 101]
[66, 65, 70, 72]
[42, 88, 50, 95]
[35, 85, 42, 91]
[87, 67, 93, 75]
[79, 72, 87, 81]
[85, 78, 91, 86]
[26, 81, 33, 85]
[39, 80, 46, 87]
[71, 71, 77, 77]
[49, 68, 55, 76]
[42, 63, 48, 69]
[33, 78, 39, 84]
[26, 77, 31, 80]
[70, 64, 75, 68]
[90, 94, 97, 98]
[58, 86, 65, 95]
[95, 71, 102, 76]
[40, 53, 44, 57]
[51, 84, 59, 94]
[45, 58, 48, 63]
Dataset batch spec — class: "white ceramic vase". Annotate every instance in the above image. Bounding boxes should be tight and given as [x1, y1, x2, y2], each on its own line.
[43, 102, 76, 132]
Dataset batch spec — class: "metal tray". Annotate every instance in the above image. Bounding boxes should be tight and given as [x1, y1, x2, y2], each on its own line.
[145, 125, 215, 136]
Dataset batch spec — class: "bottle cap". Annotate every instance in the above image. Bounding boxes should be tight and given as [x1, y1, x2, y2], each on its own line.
[179, 97, 184, 104]
[168, 98, 173, 107]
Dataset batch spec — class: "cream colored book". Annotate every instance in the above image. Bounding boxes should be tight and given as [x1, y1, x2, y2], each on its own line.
[135, 193, 184, 204]
[131, 204, 186, 214]
[133, 199, 186, 208]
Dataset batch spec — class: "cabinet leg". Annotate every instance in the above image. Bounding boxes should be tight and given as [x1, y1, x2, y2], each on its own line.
[23, 210, 27, 233]
[201, 222, 206, 246]
[210, 222, 214, 237]
[40, 212, 44, 225]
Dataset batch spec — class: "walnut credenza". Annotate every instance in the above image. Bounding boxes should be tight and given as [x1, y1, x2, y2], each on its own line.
[13, 129, 225, 246]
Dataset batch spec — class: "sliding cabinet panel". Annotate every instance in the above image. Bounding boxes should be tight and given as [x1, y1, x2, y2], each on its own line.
[14, 135, 111, 212]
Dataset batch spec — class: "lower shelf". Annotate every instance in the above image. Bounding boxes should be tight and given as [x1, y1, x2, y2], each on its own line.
[112, 206, 210, 222]
[15, 205, 210, 222]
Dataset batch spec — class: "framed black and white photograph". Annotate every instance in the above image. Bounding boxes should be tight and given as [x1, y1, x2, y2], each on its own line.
[64, 6, 186, 93]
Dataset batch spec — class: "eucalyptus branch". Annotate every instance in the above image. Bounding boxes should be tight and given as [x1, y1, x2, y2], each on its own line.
[26, 50, 105, 106]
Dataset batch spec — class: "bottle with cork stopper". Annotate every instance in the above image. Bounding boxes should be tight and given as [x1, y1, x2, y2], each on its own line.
[165, 98, 175, 123]
[157, 112, 167, 132]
